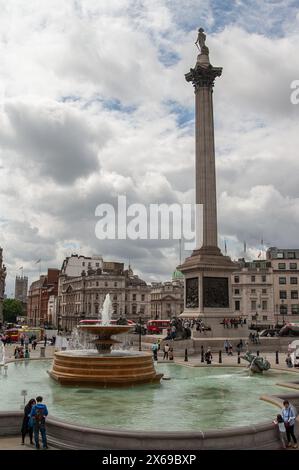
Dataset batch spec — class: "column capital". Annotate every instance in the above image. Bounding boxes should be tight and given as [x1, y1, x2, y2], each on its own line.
[185, 63, 222, 90]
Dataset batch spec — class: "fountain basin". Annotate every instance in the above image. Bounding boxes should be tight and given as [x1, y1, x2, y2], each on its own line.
[49, 350, 163, 387]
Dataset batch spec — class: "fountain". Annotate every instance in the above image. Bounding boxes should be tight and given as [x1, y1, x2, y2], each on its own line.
[49, 294, 163, 386]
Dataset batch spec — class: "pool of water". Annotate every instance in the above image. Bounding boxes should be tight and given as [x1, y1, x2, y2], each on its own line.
[0, 361, 296, 431]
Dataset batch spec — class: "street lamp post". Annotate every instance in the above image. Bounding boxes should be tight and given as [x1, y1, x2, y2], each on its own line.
[281, 299, 285, 325]
[138, 315, 142, 352]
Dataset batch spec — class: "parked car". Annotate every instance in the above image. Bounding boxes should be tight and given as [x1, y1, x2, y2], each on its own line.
[259, 329, 280, 337]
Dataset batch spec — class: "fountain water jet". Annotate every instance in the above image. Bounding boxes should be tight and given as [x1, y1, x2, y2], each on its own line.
[49, 294, 163, 386]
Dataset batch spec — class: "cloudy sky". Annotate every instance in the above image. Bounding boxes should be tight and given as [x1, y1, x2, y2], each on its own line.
[1, 0, 299, 295]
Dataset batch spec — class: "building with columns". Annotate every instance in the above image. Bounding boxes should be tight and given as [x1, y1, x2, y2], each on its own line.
[150, 271, 184, 320]
[0, 248, 6, 324]
[58, 263, 151, 331]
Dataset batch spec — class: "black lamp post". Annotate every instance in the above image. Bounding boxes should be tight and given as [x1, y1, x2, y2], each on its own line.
[138, 315, 142, 352]
[281, 299, 285, 325]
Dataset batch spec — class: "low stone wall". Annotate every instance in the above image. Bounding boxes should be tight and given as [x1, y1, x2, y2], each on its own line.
[1, 399, 298, 450]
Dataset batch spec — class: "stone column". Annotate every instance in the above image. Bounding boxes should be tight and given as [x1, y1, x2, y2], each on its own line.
[185, 52, 222, 252]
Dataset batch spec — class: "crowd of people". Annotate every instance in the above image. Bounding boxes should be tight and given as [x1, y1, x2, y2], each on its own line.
[221, 317, 246, 328]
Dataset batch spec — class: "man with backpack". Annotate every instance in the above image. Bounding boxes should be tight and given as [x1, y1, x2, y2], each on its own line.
[30, 396, 48, 449]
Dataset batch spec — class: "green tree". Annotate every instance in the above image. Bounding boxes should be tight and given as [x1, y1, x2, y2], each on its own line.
[3, 298, 23, 323]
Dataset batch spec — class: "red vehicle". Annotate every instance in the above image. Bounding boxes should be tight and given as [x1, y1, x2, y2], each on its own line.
[146, 320, 171, 335]
[4, 328, 20, 343]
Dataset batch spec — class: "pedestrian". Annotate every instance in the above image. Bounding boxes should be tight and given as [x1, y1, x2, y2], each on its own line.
[228, 342, 233, 356]
[30, 396, 49, 450]
[32, 339, 37, 350]
[285, 353, 293, 368]
[163, 343, 170, 360]
[205, 348, 213, 365]
[44, 335, 47, 347]
[24, 348, 30, 359]
[281, 400, 298, 448]
[151, 342, 159, 361]
[169, 347, 174, 361]
[21, 398, 36, 445]
[273, 414, 288, 449]
[224, 339, 229, 354]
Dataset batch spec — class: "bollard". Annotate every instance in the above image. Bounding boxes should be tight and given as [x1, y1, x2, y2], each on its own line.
[257, 350, 260, 356]
[184, 348, 188, 362]
[219, 350, 222, 364]
[237, 352, 241, 364]
[276, 351, 279, 364]
[40, 346, 45, 358]
[201, 347, 204, 363]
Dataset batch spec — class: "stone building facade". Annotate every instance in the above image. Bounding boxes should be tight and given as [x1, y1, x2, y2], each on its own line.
[231, 248, 299, 327]
[267, 247, 299, 325]
[0, 248, 6, 324]
[150, 276, 184, 320]
[15, 275, 28, 303]
[27, 269, 59, 326]
[231, 259, 274, 326]
[58, 264, 151, 331]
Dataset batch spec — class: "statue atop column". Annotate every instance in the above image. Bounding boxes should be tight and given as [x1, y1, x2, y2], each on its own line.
[195, 28, 209, 55]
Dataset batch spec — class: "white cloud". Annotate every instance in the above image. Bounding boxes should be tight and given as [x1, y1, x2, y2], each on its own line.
[1, 0, 299, 295]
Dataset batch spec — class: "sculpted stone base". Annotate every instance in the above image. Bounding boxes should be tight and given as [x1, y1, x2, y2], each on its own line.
[49, 351, 163, 387]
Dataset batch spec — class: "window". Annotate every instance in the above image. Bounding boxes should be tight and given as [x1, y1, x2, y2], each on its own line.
[262, 300, 267, 311]
[234, 276, 240, 283]
[132, 305, 137, 315]
[132, 294, 136, 301]
[251, 300, 256, 311]
[88, 262, 91, 267]
[114, 282, 118, 287]
[280, 305, 287, 314]
[291, 305, 299, 314]
[288, 252, 295, 259]
[251, 276, 255, 282]
[291, 291, 298, 299]
[141, 294, 145, 301]
[251, 289, 256, 294]
[290, 277, 298, 284]
[279, 291, 287, 299]
[262, 289, 267, 294]
[290, 263, 297, 270]
[95, 293, 98, 300]
[96, 281, 99, 286]
[113, 294, 117, 300]
[279, 277, 286, 284]
[96, 263, 99, 267]
[278, 263, 286, 270]
[262, 275, 266, 282]
[277, 253, 284, 259]
[104, 281, 108, 287]
[235, 300, 240, 311]
[262, 315, 268, 321]
[82, 262, 85, 266]
[234, 289, 240, 295]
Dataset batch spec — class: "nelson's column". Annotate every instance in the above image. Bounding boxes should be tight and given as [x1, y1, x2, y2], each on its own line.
[179, 29, 245, 337]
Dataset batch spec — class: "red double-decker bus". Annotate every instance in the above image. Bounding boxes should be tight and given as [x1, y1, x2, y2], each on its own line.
[146, 319, 170, 335]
